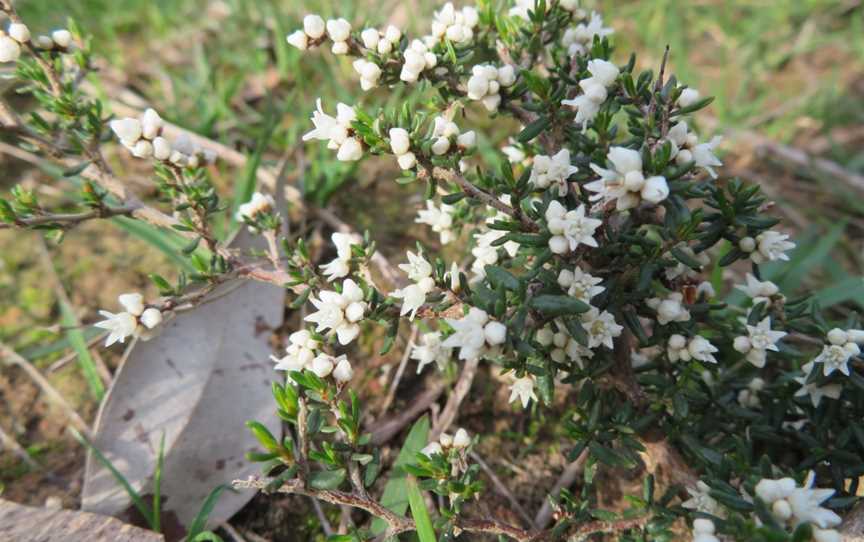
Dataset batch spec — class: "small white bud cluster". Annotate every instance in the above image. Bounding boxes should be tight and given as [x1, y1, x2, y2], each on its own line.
[271, 329, 354, 383]
[109, 109, 215, 166]
[400, 39, 437, 83]
[677, 87, 701, 109]
[303, 99, 363, 161]
[544, 201, 602, 255]
[561, 12, 614, 56]
[536, 324, 593, 367]
[738, 230, 795, 264]
[754, 474, 841, 540]
[391, 251, 436, 320]
[733, 316, 786, 368]
[466, 64, 517, 112]
[737, 377, 765, 408]
[666, 121, 723, 178]
[811, 328, 863, 377]
[587, 146, 669, 211]
[352, 58, 382, 90]
[287, 15, 351, 55]
[34, 29, 72, 50]
[311, 352, 354, 382]
[0, 22, 34, 63]
[235, 191, 275, 230]
[529, 149, 578, 197]
[691, 518, 720, 542]
[430, 115, 475, 156]
[429, 2, 478, 45]
[646, 292, 691, 325]
[388, 127, 416, 170]
[304, 278, 367, 345]
[421, 427, 471, 457]
[561, 59, 619, 129]
[416, 200, 456, 244]
[358, 25, 400, 57]
[442, 307, 506, 361]
[94, 293, 163, 347]
[320, 232, 362, 282]
[667, 334, 718, 364]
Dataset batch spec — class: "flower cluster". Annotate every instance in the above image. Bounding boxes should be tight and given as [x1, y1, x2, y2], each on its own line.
[95, 293, 163, 347]
[442, 307, 506, 361]
[587, 146, 669, 211]
[303, 99, 362, 162]
[359, 25, 401, 55]
[305, 278, 367, 345]
[557, 266, 604, 304]
[561, 59, 619, 128]
[109, 109, 216, 166]
[666, 121, 723, 178]
[647, 291, 691, 325]
[544, 201, 601, 254]
[391, 251, 436, 320]
[561, 12, 613, 56]
[410, 332, 453, 374]
[733, 316, 786, 368]
[754, 474, 842, 540]
[667, 334, 718, 364]
[429, 3, 478, 45]
[399, 39, 438, 84]
[320, 232, 361, 281]
[271, 330, 354, 382]
[465, 64, 516, 112]
[529, 149, 578, 197]
[415, 200, 456, 244]
[739, 230, 796, 264]
[287, 15, 351, 55]
[235, 191, 275, 231]
[421, 427, 471, 457]
[811, 327, 863, 376]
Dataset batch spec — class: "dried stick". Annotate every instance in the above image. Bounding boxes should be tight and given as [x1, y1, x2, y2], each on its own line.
[378, 325, 418, 415]
[0, 424, 39, 470]
[430, 356, 480, 441]
[533, 449, 588, 529]
[470, 450, 534, 527]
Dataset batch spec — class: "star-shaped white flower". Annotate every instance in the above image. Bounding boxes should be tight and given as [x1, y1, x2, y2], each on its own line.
[410, 332, 452, 374]
[545, 201, 602, 254]
[508, 375, 538, 408]
[581, 307, 623, 349]
[557, 266, 604, 303]
[304, 279, 367, 345]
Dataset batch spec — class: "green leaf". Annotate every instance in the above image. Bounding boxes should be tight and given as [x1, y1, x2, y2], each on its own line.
[190, 532, 225, 542]
[62, 160, 92, 177]
[58, 301, 104, 400]
[406, 477, 436, 542]
[309, 468, 347, 490]
[152, 432, 165, 533]
[371, 416, 429, 535]
[529, 295, 589, 317]
[112, 217, 196, 272]
[485, 265, 520, 291]
[517, 116, 550, 143]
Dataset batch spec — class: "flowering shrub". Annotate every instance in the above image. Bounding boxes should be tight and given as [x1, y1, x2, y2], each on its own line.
[1, 0, 862, 540]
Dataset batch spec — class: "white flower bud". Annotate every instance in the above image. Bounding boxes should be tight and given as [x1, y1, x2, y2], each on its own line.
[286, 30, 308, 50]
[676, 148, 693, 164]
[497, 65, 516, 87]
[51, 29, 72, 49]
[424, 52, 437, 68]
[421, 442, 443, 456]
[361, 28, 380, 49]
[848, 329, 864, 343]
[109, 118, 142, 145]
[377, 39, 392, 54]
[336, 138, 363, 161]
[438, 432, 453, 447]
[549, 235, 569, 254]
[400, 66, 420, 83]
[826, 328, 848, 346]
[453, 428, 471, 448]
[733, 336, 752, 353]
[669, 334, 687, 350]
[389, 128, 411, 155]
[333, 358, 354, 382]
[35, 35, 54, 49]
[131, 139, 154, 159]
[466, 74, 489, 100]
[384, 25, 401, 43]
[345, 301, 366, 323]
[118, 293, 145, 316]
[623, 170, 645, 191]
[140, 108, 163, 140]
[693, 519, 715, 534]
[397, 152, 417, 170]
[303, 14, 326, 39]
[641, 176, 669, 204]
[326, 18, 351, 42]
[311, 355, 334, 378]
[481, 93, 501, 112]
[457, 131, 476, 149]
[331, 41, 349, 55]
[677, 87, 700, 109]
[0, 36, 21, 62]
[484, 321, 507, 345]
[152, 137, 172, 161]
[739, 236, 756, 252]
[431, 137, 450, 156]
[8, 23, 31, 44]
[139, 308, 163, 329]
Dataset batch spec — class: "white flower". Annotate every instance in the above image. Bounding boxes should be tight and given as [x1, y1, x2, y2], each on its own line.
[336, 137, 363, 161]
[416, 201, 456, 244]
[733, 316, 786, 368]
[666, 121, 723, 178]
[529, 149, 578, 197]
[319, 232, 360, 281]
[392, 278, 435, 320]
[118, 293, 145, 316]
[333, 357, 354, 382]
[509, 375, 538, 408]
[452, 428, 471, 449]
[95, 310, 138, 347]
[691, 518, 720, 542]
[561, 59, 619, 128]
[545, 201, 602, 254]
[442, 307, 503, 360]
[153, 137, 172, 161]
[688, 335, 718, 364]
[389, 128, 411, 155]
[303, 14, 326, 39]
[736, 273, 780, 306]
[741, 230, 795, 264]
[586, 146, 669, 210]
[326, 18, 351, 42]
[557, 267, 604, 303]
[140, 108, 163, 140]
[456, 130, 476, 149]
[813, 342, 858, 377]
[109, 118, 143, 146]
[8, 23, 31, 44]
[756, 473, 841, 530]
[577, 307, 622, 350]
[682, 481, 723, 516]
[303, 99, 362, 160]
[398, 251, 432, 282]
[430, 3, 478, 45]
[271, 329, 319, 372]
[794, 363, 842, 407]
[51, 29, 72, 48]
[286, 30, 308, 50]
[353, 59, 382, 90]
[421, 441, 443, 457]
[677, 88, 700, 109]
[304, 279, 367, 345]
[465, 63, 513, 112]
[561, 12, 613, 56]
[411, 332, 452, 374]
[0, 35, 21, 63]
[397, 152, 417, 170]
[646, 292, 690, 325]
[311, 353, 335, 378]
[235, 191, 275, 223]
[131, 140, 153, 159]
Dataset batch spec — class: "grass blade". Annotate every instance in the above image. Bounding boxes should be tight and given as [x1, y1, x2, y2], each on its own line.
[153, 431, 166, 533]
[111, 216, 196, 272]
[70, 427, 156, 531]
[406, 477, 436, 542]
[186, 484, 231, 540]
[58, 301, 104, 400]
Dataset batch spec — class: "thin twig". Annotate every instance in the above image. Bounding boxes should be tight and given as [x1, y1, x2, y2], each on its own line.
[0, 424, 39, 470]
[0, 205, 136, 230]
[430, 356, 480, 442]
[470, 450, 534, 528]
[378, 325, 418, 415]
[533, 450, 588, 529]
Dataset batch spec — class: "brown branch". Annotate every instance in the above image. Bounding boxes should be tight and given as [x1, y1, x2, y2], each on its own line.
[430, 356, 480, 441]
[0, 205, 135, 230]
